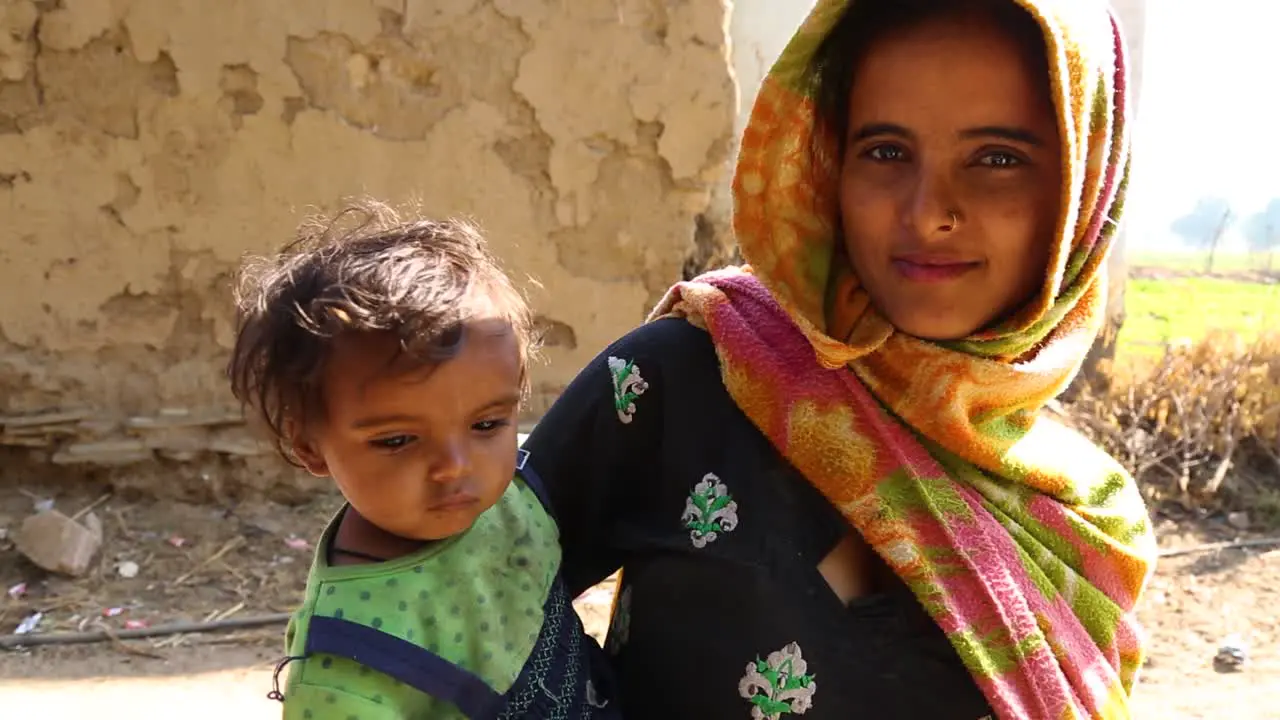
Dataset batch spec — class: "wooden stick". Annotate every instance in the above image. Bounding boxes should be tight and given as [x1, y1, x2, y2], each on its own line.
[71, 493, 111, 522]
[188, 631, 267, 646]
[173, 536, 245, 586]
[0, 612, 292, 650]
[215, 601, 246, 622]
[1159, 536, 1280, 559]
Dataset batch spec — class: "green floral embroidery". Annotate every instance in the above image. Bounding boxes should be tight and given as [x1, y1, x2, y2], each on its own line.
[682, 473, 739, 548]
[738, 642, 817, 719]
[606, 585, 632, 655]
[607, 356, 649, 423]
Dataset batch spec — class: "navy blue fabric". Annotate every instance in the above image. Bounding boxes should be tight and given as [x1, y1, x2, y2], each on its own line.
[516, 450, 556, 523]
[497, 577, 619, 719]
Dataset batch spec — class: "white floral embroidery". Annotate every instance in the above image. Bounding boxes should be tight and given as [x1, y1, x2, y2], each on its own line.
[681, 473, 739, 548]
[738, 642, 817, 719]
[607, 356, 649, 424]
[586, 679, 608, 708]
[606, 584, 632, 655]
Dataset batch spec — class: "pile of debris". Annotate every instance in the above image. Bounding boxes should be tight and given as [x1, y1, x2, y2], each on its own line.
[0, 490, 310, 653]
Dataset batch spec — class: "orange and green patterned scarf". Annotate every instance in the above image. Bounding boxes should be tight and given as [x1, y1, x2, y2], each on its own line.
[651, 1, 1156, 718]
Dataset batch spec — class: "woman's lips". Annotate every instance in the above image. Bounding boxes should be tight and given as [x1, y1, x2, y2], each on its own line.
[891, 257, 982, 282]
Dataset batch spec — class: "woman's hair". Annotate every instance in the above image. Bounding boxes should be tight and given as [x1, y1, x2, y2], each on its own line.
[805, 0, 1052, 166]
[227, 197, 535, 460]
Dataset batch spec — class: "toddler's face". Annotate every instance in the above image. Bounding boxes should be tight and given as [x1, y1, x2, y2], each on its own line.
[292, 319, 522, 541]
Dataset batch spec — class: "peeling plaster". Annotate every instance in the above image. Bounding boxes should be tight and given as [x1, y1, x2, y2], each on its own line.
[0, 0, 736, 495]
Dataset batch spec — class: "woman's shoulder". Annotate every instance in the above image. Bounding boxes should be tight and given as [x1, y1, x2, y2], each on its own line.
[524, 317, 720, 454]
[610, 316, 712, 356]
[600, 317, 719, 381]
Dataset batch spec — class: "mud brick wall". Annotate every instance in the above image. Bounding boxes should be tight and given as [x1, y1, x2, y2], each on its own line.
[0, 0, 737, 497]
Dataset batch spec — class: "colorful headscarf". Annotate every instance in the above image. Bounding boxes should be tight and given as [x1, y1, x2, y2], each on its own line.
[651, 1, 1156, 718]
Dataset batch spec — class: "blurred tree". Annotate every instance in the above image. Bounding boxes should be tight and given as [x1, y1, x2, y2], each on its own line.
[1242, 198, 1280, 271]
[1170, 196, 1236, 273]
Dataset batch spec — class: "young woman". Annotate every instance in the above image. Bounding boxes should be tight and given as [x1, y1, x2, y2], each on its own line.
[523, 1, 1155, 717]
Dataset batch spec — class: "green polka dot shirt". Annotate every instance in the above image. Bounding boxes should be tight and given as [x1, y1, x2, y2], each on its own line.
[279, 477, 559, 719]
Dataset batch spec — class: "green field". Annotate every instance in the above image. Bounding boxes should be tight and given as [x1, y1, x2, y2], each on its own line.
[1129, 250, 1277, 274]
[1119, 276, 1280, 355]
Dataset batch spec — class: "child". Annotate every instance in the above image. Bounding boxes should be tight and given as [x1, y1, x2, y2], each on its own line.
[227, 198, 617, 719]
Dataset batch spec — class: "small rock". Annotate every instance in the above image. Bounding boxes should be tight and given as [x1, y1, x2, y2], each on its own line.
[117, 560, 140, 579]
[7, 582, 27, 599]
[1226, 511, 1250, 531]
[15, 510, 103, 577]
[1214, 635, 1249, 673]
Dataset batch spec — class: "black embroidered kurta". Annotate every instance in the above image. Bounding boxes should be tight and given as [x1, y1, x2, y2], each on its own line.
[523, 318, 995, 719]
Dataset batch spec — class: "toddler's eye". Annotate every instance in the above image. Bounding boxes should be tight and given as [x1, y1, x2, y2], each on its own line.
[370, 435, 415, 450]
[473, 419, 509, 433]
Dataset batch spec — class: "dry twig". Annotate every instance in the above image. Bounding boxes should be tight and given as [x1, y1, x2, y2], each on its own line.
[71, 493, 112, 522]
[173, 536, 246, 586]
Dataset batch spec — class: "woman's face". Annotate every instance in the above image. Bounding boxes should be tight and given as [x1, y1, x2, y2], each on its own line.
[839, 14, 1062, 341]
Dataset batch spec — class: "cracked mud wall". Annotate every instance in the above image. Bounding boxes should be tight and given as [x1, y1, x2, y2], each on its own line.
[0, 0, 736, 497]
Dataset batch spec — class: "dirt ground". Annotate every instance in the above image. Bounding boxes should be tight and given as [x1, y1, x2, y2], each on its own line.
[1, 484, 1277, 719]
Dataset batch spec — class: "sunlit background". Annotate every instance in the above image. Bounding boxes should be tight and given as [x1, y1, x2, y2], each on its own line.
[1128, 0, 1280, 252]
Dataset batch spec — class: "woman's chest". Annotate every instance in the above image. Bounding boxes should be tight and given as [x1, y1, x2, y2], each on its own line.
[601, 418, 992, 719]
[601, 554, 993, 720]
[599, 545, 988, 712]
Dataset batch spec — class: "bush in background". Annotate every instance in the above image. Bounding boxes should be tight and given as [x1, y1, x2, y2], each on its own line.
[1062, 330, 1280, 526]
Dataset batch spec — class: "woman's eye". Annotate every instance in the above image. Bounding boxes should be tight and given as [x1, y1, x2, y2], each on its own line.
[979, 152, 1023, 168]
[865, 144, 907, 162]
[370, 434, 415, 450]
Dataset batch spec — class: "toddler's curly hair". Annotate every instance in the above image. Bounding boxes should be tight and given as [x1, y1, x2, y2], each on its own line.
[227, 197, 534, 462]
